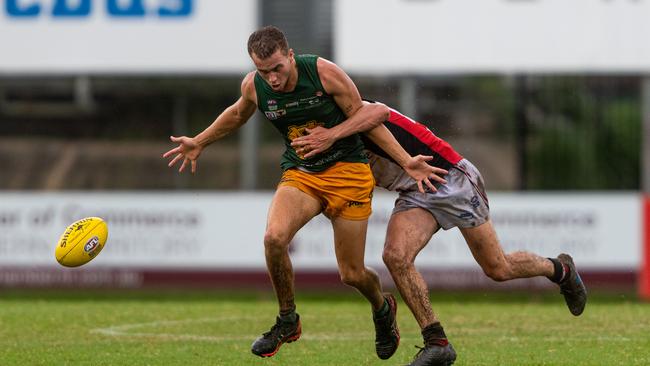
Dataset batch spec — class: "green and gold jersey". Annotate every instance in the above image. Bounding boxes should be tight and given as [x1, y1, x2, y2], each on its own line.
[254, 54, 367, 172]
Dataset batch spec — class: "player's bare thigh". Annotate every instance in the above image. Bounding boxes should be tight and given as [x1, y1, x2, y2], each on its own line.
[384, 208, 439, 263]
[265, 185, 322, 246]
[331, 216, 369, 273]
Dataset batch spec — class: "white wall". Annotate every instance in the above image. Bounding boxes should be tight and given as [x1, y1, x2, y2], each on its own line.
[335, 0, 650, 74]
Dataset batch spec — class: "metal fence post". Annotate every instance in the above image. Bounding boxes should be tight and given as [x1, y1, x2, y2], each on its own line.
[514, 75, 528, 191]
[240, 113, 260, 190]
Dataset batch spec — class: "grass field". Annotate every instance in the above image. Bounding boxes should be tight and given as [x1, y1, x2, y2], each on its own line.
[1, 289, 649, 366]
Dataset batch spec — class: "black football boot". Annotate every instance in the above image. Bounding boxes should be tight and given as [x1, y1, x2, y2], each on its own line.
[557, 253, 587, 316]
[373, 293, 400, 359]
[251, 314, 302, 357]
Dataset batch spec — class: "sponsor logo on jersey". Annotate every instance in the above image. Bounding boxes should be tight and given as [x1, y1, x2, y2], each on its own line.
[286, 101, 299, 108]
[288, 120, 325, 158]
[287, 120, 323, 141]
[267, 99, 277, 105]
[299, 95, 321, 106]
[307, 150, 344, 167]
[264, 110, 286, 120]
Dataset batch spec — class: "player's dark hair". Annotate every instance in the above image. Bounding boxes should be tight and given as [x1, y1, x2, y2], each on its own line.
[247, 26, 289, 59]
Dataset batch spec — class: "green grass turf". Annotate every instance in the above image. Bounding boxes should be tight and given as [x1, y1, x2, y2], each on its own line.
[0, 289, 649, 365]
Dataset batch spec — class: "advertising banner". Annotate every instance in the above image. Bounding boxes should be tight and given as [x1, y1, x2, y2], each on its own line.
[0, 192, 640, 271]
[0, 192, 268, 267]
[293, 192, 641, 270]
[640, 196, 650, 299]
[0, 0, 257, 74]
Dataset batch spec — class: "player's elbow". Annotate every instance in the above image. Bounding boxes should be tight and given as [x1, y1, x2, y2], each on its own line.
[368, 103, 390, 128]
[378, 103, 390, 121]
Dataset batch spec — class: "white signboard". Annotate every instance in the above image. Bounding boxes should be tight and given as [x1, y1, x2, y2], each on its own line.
[0, 0, 257, 74]
[0, 192, 641, 271]
[0, 192, 269, 268]
[294, 192, 642, 270]
[335, 0, 650, 74]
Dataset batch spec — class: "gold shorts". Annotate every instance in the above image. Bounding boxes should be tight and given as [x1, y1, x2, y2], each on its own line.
[278, 162, 374, 220]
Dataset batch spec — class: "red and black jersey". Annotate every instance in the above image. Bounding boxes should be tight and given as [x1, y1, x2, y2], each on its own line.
[360, 106, 463, 170]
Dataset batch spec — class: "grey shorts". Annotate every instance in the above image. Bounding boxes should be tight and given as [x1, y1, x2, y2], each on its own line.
[393, 159, 490, 230]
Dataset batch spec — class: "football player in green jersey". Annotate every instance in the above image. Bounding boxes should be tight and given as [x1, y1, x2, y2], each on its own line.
[163, 26, 447, 360]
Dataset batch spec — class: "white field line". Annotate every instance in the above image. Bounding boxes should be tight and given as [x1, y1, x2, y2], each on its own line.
[90, 317, 372, 342]
[90, 317, 633, 343]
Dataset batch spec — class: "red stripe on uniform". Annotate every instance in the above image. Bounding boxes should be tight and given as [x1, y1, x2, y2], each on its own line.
[387, 108, 463, 165]
[640, 195, 650, 301]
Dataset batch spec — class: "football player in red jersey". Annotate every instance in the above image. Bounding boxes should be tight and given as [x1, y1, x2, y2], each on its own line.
[291, 100, 587, 366]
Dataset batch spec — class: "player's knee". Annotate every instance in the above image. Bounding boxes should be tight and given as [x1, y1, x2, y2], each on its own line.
[382, 245, 410, 271]
[263, 229, 290, 254]
[339, 267, 364, 287]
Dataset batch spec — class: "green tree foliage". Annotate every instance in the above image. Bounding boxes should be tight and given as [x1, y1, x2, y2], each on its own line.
[527, 78, 640, 190]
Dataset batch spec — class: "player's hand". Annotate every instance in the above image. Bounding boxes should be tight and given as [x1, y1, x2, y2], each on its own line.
[405, 155, 448, 193]
[162, 136, 204, 174]
[290, 126, 335, 159]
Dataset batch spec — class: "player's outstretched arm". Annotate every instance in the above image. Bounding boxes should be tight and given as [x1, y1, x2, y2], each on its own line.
[300, 58, 393, 157]
[163, 73, 258, 174]
[311, 58, 445, 192]
[290, 57, 388, 159]
[291, 101, 388, 158]
[364, 125, 447, 193]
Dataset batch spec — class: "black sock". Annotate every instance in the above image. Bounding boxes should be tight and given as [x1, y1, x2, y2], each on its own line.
[547, 258, 567, 284]
[374, 298, 390, 317]
[422, 322, 448, 347]
[279, 305, 297, 323]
